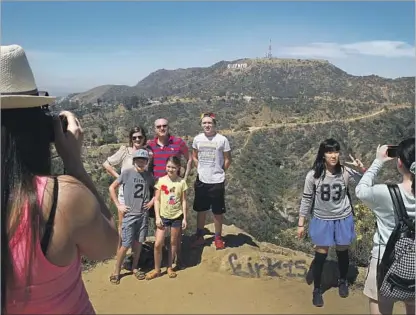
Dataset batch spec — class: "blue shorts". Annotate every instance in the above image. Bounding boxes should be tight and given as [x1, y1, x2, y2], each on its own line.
[161, 214, 183, 228]
[309, 214, 356, 247]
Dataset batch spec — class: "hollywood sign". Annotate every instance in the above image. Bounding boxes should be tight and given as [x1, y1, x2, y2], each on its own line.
[227, 63, 248, 69]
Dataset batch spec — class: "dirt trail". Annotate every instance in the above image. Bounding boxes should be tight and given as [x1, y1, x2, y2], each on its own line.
[221, 104, 412, 136]
[90, 104, 411, 153]
[83, 225, 405, 314]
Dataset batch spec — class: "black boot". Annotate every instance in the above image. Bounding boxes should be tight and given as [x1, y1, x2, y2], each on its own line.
[338, 278, 349, 298]
[336, 250, 350, 298]
[312, 252, 327, 307]
[312, 288, 324, 307]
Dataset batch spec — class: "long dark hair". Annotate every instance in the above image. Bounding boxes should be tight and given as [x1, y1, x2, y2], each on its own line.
[1, 106, 53, 313]
[312, 138, 342, 179]
[397, 137, 415, 195]
[128, 126, 147, 148]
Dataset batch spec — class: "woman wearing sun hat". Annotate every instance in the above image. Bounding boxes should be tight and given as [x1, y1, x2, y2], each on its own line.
[1, 44, 118, 314]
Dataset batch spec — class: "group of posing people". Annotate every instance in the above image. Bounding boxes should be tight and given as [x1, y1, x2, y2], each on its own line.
[102, 114, 231, 284]
[1, 44, 414, 315]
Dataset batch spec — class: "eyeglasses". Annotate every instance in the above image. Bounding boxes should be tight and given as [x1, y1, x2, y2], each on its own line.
[132, 136, 143, 140]
[156, 124, 168, 129]
[200, 112, 216, 120]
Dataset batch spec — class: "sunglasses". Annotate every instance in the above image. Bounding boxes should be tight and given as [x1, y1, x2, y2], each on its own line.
[200, 112, 216, 120]
[132, 135, 143, 140]
[156, 124, 168, 129]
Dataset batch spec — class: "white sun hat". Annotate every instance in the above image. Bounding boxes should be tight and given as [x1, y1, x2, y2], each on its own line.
[1, 44, 56, 109]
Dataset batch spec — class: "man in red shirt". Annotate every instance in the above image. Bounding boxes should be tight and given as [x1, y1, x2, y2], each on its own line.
[147, 118, 192, 180]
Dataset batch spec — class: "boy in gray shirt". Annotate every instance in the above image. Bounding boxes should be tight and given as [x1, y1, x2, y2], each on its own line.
[109, 149, 155, 285]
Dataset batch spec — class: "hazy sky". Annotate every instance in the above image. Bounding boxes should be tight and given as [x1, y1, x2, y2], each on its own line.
[2, 1, 415, 96]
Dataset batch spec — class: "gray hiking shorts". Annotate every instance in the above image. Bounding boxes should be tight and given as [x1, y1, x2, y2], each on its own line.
[121, 213, 149, 248]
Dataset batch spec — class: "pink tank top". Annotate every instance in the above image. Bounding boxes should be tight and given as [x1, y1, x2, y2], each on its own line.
[6, 176, 95, 314]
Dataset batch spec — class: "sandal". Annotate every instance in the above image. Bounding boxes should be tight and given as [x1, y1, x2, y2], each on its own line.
[145, 270, 161, 281]
[109, 274, 121, 285]
[133, 270, 146, 280]
[167, 267, 177, 278]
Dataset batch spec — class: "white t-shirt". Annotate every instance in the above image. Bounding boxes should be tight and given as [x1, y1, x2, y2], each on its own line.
[192, 133, 231, 184]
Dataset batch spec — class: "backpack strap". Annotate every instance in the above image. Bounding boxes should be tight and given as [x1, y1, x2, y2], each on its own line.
[387, 184, 413, 229]
[309, 176, 321, 216]
[342, 166, 349, 187]
[40, 177, 59, 255]
[310, 183, 316, 216]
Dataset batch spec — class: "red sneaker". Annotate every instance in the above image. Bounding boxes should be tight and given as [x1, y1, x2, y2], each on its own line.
[214, 236, 225, 250]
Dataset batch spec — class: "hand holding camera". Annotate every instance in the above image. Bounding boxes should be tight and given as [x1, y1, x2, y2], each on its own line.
[53, 110, 85, 174]
[376, 144, 395, 163]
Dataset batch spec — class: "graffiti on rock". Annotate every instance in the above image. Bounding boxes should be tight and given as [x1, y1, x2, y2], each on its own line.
[228, 253, 308, 278]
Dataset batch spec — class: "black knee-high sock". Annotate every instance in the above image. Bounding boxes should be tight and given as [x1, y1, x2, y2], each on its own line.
[336, 249, 349, 280]
[313, 252, 327, 289]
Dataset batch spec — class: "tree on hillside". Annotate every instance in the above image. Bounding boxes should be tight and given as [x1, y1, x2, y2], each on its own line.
[130, 96, 139, 107]
[123, 96, 141, 110]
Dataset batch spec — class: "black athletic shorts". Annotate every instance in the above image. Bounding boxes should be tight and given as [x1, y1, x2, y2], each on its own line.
[193, 176, 226, 215]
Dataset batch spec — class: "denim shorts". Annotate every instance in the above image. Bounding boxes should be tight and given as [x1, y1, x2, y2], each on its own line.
[161, 214, 183, 228]
[121, 213, 148, 248]
[309, 214, 356, 247]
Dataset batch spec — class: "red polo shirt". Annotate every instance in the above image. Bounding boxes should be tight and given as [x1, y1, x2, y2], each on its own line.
[147, 135, 189, 179]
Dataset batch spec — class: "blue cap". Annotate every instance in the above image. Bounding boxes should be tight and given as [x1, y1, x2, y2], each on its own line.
[132, 149, 149, 160]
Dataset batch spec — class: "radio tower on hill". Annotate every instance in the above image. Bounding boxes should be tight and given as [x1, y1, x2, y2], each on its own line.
[266, 39, 272, 59]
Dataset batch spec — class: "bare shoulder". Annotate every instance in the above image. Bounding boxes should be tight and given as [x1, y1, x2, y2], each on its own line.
[38, 175, 100, 240]
[57, 175, 94, 194]
[56, 175, 99, 217]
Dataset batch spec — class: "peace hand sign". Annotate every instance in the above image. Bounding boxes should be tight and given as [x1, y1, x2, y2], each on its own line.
[345, 154, 364, 169]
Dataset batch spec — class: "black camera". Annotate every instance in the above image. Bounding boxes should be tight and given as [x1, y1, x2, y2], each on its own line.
[39, 92, 68, 142]
[387, 145, 398, 158]
[46, 113, 68, 142]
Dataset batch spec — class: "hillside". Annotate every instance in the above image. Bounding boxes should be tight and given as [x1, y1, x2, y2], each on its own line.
[68, 58, 415, 105]
[50, 57, 415, 269]
[83, 224, 405, 314]
[52, 104, 414, 268]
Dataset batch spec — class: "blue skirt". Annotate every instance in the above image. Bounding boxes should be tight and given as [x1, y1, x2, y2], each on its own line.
[309, 214, 356, 247]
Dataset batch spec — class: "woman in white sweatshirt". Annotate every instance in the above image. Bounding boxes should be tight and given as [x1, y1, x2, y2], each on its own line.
[355, 137, 415, 315]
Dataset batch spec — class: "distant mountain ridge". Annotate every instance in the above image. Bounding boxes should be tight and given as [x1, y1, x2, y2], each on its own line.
[67, 57, 415, 105]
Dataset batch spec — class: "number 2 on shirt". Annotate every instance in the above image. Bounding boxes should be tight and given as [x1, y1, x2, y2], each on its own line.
[134, 183, 144, 199]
